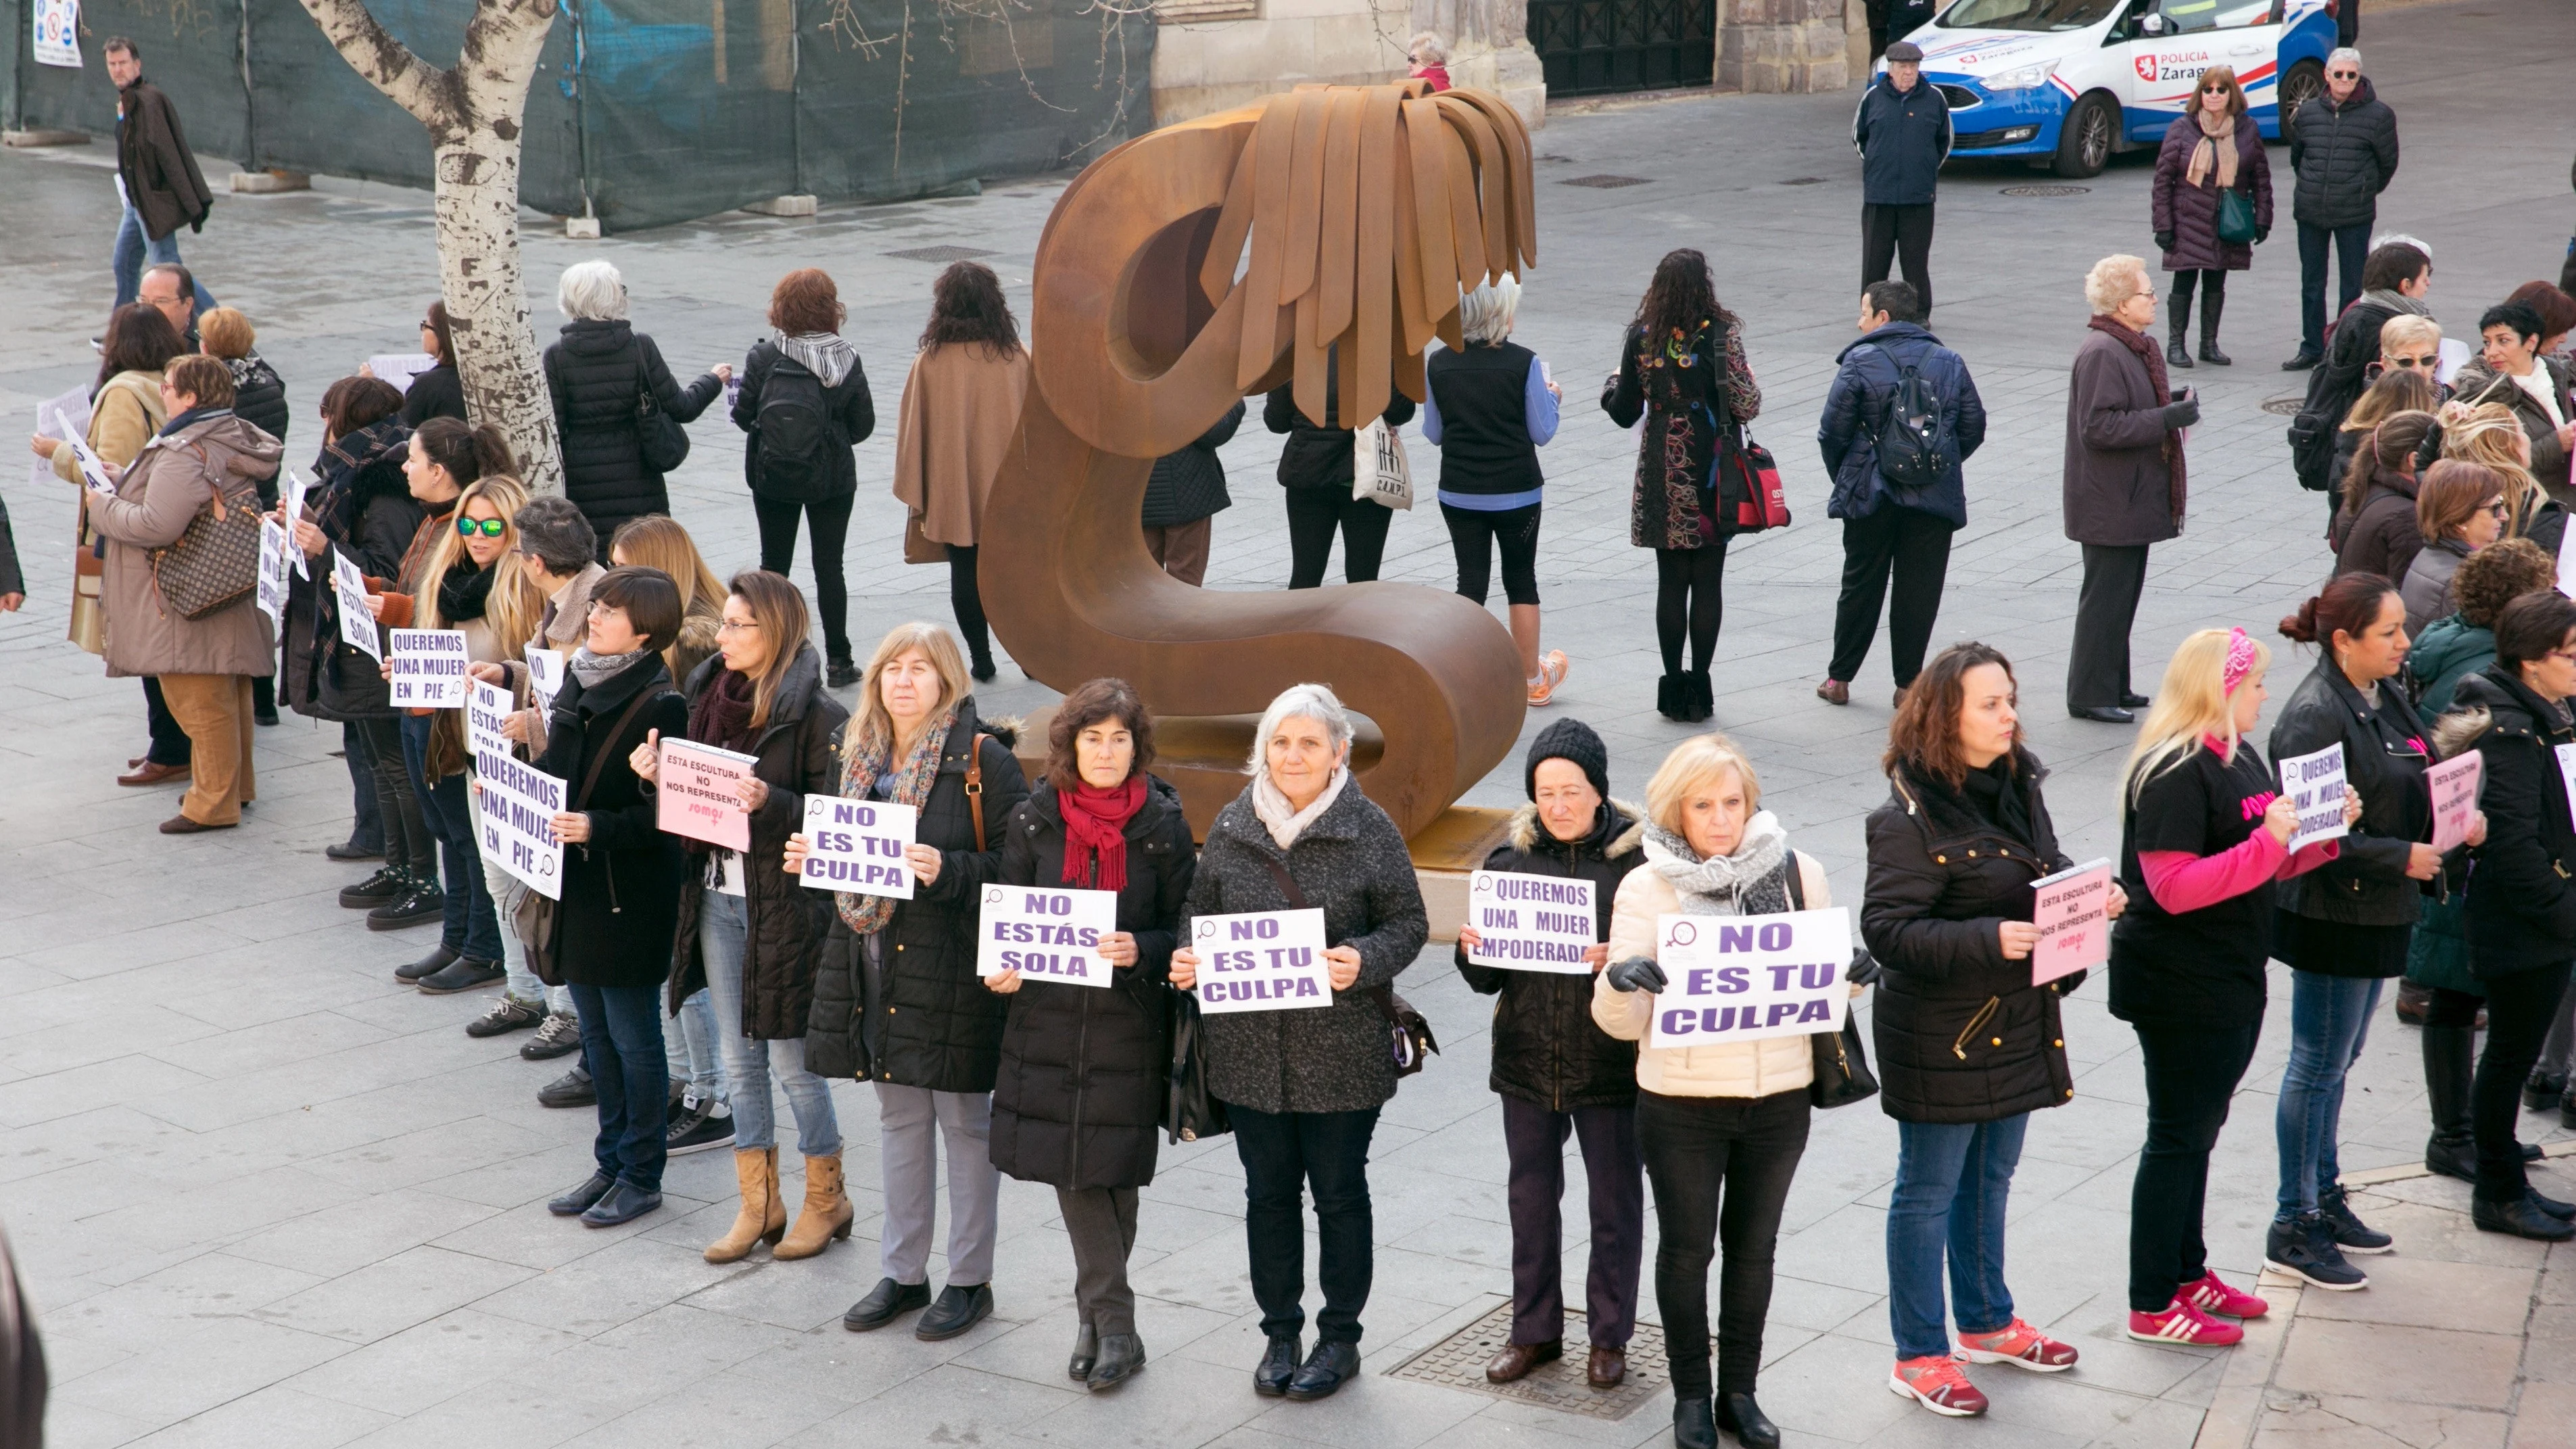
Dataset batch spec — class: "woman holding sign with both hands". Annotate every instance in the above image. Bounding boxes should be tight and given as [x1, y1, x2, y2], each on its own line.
[1863, 644, 2117, 1418]
[984, 679, 1195, 1392]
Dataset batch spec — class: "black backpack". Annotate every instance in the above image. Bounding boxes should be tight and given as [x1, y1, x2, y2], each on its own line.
[1874, 353, 1953, 495]
[754, 352, 834, 494]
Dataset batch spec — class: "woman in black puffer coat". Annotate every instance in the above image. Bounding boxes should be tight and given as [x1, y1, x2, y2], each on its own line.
[542, 260, 728, 557]
[985, 679, 1195, 1392]
[1453, 718, 1645, 1390]
[1863, 644, 2103, 1408]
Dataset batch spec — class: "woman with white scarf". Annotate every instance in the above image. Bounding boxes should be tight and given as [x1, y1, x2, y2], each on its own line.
[1594, 733, 1832, 1449]
[732, 268, 876, 686]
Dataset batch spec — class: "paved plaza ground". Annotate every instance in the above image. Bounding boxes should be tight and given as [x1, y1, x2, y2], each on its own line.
[1, 1, 2571, 1443]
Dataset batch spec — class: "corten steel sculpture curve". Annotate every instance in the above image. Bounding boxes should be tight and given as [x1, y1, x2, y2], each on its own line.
[980, 82, 1540, 839]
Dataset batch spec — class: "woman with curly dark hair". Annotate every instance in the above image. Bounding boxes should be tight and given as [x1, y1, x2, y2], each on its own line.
[1601, 250, 1762, 723]
[895, 262, 1030, 682]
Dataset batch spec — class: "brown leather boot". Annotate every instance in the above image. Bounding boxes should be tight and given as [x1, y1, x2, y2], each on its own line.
[704, 1147, 784, 1264]
[774, 1151, 855, 1260]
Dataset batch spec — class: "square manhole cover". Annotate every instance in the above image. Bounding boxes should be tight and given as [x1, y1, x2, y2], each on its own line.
[1386, 1304, 1666, 1420]
[1562, 174, 1650, 189]
[885, 244, 998, 264]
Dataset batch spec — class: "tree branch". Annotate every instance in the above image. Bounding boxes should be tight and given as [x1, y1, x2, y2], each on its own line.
[293, 0, 459, 130]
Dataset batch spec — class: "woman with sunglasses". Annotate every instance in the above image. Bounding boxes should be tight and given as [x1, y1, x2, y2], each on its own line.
[2151, 66, 2272, 371]
[2401, 462, 2509, 633]
[2370, 316, 2446, 396]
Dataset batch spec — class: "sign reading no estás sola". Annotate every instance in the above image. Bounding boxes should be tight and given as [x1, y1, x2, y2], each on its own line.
[1465, 870, 1596, 973]
[798, 795, 917, 899]
[976, 884, 1118, 986]
[1192, 909, 1331, 1013]
[333, 554, 381, 663]
[1646, 908, 1852, 1048]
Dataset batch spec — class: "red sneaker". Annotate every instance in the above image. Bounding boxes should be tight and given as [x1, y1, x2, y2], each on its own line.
[1888, 1354, 1990, 1417]
[2180, 1272, 2270, 1319]
[1955, 1318, 2080, 1372]
[2126, 1299, 2243, 1347]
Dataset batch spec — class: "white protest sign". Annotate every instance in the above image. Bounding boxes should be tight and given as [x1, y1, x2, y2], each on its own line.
[1648, 908, 1852, 1048]
[2559, 517, 2576, 600]
[473, 747, 565, 899]
[281, 467, 312, 577]
[2278, 742, 2350, 853]
[467, 680, 517, 762]
[798, 795, 917, 898]
[1192, 909, 1332, 1014]
[54, 411, 116, 495]
[659, 738, 758, 851]
[2429, 751, 2483, 854]
[976, 884, 1118, 985]
[1464, 870, 1596, 973]
[31, 388, 87, 493]
[2557, 744, 2576, 834]
[367, 352, 438, 395]
[255, 519, 290, 630]
[524, 645, 565, 715]
[2028, 859, 2113, 988]
[332, 554, 381, 662]
[33, 0, 82, 68]
[387, 627, 470, 707]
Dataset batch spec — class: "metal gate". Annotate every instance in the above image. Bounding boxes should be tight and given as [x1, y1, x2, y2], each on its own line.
[1528, 0, 1715, 97]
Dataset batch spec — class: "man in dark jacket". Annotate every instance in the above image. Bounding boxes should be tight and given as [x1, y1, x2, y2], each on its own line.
[105, 39, 217, 313]
[1853, 43, 1951, 319]
[2285, 51, 2398, 369]
[1141, 398, 1242, 586]
[1816, 281, 1986, 707]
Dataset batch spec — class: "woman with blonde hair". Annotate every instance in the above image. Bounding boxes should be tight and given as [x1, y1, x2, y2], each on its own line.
[1594, 733, 1833, 1449]
[795, 621, 1028, 1340]
[2109, 629, 2354, 1346]
[2444, 402, 2562, 552]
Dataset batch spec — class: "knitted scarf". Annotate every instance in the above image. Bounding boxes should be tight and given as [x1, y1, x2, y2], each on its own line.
[2183, 111, 2241, 191]
[2088, 313, 2188, 527]
[1251, 766, 1348, 850]
[833, 703, 959, 935]
[1060, 776, 1147, 892]
[1640, 810, 1789, 916]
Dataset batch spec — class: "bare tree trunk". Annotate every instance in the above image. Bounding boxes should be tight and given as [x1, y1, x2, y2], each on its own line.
[295, 0, 566, 492]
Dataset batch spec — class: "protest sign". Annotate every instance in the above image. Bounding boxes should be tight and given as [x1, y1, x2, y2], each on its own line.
[659, 738, 758, 851]
[2028, 859, 2113, 987]
[388, 628, 470, 708]
[255, 519, 290, 630]
[367, 353, 438, 395]
[1647, 908, 1852, 1048]
[2557, 745, 2576, 834]
[798, 796, 917, 899]
[524, 646, 565, 715]
[31, 389, 88, 493]
[473, 747, 565, 899]
[467, 680, 517, 762]
[1192, 909, 1331, 1014]
[281, 468, 312, 577]
[975, 884, 1118, 985]
[2429, 752, 2483, 854]
[55, 412, 116, 495]
[332, 554, 381, 662]
[1464, 870, 1596, 973]
[2278, 742, 2350, 853]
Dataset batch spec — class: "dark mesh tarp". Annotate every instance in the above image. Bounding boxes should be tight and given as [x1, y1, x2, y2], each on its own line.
[6, 0, 1151, 233]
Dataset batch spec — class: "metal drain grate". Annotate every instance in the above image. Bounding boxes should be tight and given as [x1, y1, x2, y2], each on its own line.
[1563, 174, 1651, 189]
[885, 244, 998, 264]
[2262, 395, 2306, 416]
[1386, 1304, 1666, 1420]
[2001, 184, 2089, 197]
[1780, 176, 1828, 185]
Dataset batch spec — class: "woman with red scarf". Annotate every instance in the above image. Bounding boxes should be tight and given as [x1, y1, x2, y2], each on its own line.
[984, 678, 1196, 1392]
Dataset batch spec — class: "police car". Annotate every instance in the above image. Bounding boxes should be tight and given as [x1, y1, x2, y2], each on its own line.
[1889, 0, 2339, 179]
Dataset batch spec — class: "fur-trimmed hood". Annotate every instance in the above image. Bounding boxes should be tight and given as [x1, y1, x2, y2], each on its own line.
[1505, 798, 1645, 857]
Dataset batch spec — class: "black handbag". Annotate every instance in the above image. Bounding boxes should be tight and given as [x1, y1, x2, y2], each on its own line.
[634, 341, 692, 474]
[1254, 855, 1438, 1078]
[1783, 851, 1879, 1109]
[1164, 994, 1230, 1143]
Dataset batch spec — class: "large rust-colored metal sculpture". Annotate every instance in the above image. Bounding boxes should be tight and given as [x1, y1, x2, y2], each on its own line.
[981, 82, 1540, 838]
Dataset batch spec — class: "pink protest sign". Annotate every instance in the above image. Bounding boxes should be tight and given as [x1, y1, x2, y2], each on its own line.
[657, 738, 757, 851]
[2030, 859, 2113, 987]
[2428, 753, 2481, 854]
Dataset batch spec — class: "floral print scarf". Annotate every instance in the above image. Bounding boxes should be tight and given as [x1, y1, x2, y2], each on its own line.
[832, 702, 958, 936]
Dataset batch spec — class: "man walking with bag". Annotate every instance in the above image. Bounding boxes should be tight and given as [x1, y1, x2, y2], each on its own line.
[1815, 281, 1985, 708]
[1854, 42, 1951, 321]
[103, 38, 217, 314]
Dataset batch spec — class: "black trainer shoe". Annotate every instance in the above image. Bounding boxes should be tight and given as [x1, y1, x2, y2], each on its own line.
[368, 878, 445, 932]
[2264, 1214, 2367, 1289]
[418, 957, 504, 995]
[522, 1012, 583, 1060]
[325, 838, 384, 862]
[547, 1172, 615, 1216]
[665, 1097, 736, 1156]
[915, 1283, 994, 1341]
[2526, 1070, 2569, 1112]
[339, 865, 404, 908]
[467, 996, 547, 1038]
[2318, 1185, 2394, 1254]
[843, 1277, 931, 1331]
[2474, 1192, 2576, 1240]
[538, 1066, 596, 1108]
[395, 945, 459, 983]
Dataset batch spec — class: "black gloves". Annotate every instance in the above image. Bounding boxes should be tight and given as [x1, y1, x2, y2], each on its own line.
[1846, 945, 1882, 987]
[2162, 396, 2201, 430]
[1605, 957, 1668, 994]
[2153, 232, 2175, 253]
[2254, 227, 2270, 244]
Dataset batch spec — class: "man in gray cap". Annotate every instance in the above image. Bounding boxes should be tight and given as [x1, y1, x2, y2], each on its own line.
[1853, 41, 1952, 318]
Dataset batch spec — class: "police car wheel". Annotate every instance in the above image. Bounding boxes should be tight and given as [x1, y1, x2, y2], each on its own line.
[2053, 93, 2114, 181]
[2277, 60, 2324, 144]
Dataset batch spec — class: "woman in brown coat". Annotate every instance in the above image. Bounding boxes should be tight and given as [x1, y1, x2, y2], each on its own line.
[2149, 66, 2272, 371]
[892, 262, 1031, 684]
[87, 354, 283, 832]
[2064, 256, 2199, 724]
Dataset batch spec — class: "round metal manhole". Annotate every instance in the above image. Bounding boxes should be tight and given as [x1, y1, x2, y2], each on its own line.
[2001, 184, 2089, 197]
[2262, 396, 2306, 416]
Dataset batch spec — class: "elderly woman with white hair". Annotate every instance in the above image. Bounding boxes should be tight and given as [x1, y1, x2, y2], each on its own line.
[1426, 276, 1568, 705]
[541, 258, 732, 557]
[1168, 683, 1429, 1402]
[2064, 254, 2200, 726]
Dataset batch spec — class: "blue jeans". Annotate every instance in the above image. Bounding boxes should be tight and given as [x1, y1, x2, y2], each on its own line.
[2274, 972, 2383, 1218]
[665, 987, 723, 1103]
[569, 982, 667, 1190]
[112, 202, 216, 311]
[1886, 1114, 2027, 1360]
[399, 713, 501, 961]
[699, 888, 839, 1155]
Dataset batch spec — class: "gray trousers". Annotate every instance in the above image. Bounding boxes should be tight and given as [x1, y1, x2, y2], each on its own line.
[2537, 975, 2576, 1079]
[876, 1082, 999, 1286]
[1059, 1185, 1141, 1336]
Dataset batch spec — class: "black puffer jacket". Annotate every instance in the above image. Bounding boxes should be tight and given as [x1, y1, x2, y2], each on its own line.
[531, 652, 692, 991]
[1455, 801, 1643, 1110]
[400, 363, 468, 427]
[1185, 778, 1430, 1115]
[731, 338, 876, 502]
[990, 776, 1197, 1190]
[1861, 753, 2082, 1124]
[2289, 78, 2399, 229]
[282, 422, 419, 723]
[2448, 669, 2576, 979]
[224, 354, 289, 457]
[2269, 655, 2435, 941]
[1264, 348, 1416, 493]
[1143, 400, 1242, 527]
[542, 318, 723, 550]
[666, 644, 851, 1037]
[805, 702, 1031, 1093]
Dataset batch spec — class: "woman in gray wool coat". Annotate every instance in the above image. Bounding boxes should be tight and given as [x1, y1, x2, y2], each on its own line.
[1168, 683, 1429, 1404]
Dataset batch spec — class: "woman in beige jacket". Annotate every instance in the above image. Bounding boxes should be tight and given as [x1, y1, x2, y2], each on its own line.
[1594, 733, 1829, 1449]
[891, 261, 1030, 684]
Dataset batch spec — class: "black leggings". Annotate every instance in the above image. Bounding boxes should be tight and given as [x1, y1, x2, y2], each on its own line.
[1637, 1088, 1809, 1400]
[1654, 542, 1730, 675]
[2462, 964, 2574, 1202]
[753, 492, 854, 664]
[1441, 502, 1542, 607]
[945, 544, 991, 668]
[1284, 489, 1394, 588]
[2170, 268, 2227, 333]
[350, 715, 434, 882]
[2129, 1021, 2260, 1312]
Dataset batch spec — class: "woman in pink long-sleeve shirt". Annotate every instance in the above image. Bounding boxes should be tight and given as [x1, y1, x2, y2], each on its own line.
[2105, 627, 2359, 1349]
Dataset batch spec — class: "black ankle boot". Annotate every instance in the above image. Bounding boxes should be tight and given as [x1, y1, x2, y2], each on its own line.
[1671, 1397, 1717, 1449]
[1656, 673, 1686, 721]
[1718, 1392, 1781, 1449]
[1683, 670, 1714, 723]
[2423, 1026, 2478, 1181]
